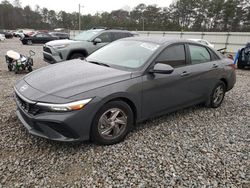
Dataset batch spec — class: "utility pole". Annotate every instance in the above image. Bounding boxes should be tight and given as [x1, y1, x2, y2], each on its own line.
[142, 18, 145, 31]
[79, 4, 84, 31]
[142, 11, 145, 31]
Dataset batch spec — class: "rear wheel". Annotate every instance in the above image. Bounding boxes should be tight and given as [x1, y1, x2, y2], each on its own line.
[91, 101, 133, 145]
[206, 81, 226, 108]
[70, 53, 85, 60]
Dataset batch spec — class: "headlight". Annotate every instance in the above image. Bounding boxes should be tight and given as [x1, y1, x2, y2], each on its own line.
[53, 44, 69, 49]
[37, 98, 92, 112]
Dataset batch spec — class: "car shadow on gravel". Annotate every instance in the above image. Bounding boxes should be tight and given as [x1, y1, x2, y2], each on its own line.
[132, 104, 206, 133]
[2, 102, 223, 153]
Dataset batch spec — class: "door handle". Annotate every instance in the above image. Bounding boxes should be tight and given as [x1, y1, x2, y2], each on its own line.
[180, 71, 190, 77]
[212, 64, 218, 68]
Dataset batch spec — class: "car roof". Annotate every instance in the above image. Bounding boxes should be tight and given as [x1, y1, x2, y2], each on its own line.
[121, 36, 196, 45]
[106, 30, 131, 33]
[189, 39, 203, 41]
[88, 28, 132, 33]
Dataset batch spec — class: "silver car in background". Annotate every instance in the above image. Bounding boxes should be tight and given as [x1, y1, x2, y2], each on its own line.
[43, 28, 135, 63]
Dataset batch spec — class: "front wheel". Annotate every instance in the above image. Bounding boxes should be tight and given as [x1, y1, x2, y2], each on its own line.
[91, 101, 133, 145]
[206, 81, 226, 108]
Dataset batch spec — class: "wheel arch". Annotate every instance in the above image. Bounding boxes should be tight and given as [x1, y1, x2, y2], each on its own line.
[67, 49, 88, 60]
[97, 93, 139, 124]
[220, 78, 228, 90]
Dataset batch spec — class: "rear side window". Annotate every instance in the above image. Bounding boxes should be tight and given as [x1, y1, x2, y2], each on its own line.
[156, 44, 186, 67]
[189, 44, 211, 64]
[36, 34, 44, 38]
[113, 32, 130, 40]
[97, 33, 112, 43]
[207, 48, 220, 61]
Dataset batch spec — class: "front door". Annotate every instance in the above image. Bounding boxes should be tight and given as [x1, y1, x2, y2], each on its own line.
[88, 32, 112, 54]
[142, 43, 194, 118]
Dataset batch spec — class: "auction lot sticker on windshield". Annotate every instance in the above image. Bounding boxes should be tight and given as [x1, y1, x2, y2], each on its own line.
[140, 43, 160, 51]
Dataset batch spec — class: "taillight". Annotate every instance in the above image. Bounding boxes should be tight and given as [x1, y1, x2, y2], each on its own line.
[227, 64, 236, 69]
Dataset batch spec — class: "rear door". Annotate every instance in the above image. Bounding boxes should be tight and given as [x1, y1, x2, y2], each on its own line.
[42, 34, 54, 43]
[185, 43, 224, 100]
[33, 34, 49, 44]
[33, 34, 44, 43]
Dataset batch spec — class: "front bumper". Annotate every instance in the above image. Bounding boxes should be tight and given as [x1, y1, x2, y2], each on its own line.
[43, 45, 66, 64]
[43, 51, 62, 64]
[16, 108, 81, 142]
[15, 93, 97, 142]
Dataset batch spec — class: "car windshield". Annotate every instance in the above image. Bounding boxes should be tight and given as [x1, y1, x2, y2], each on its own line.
[73, 30, 101, 41]
[86, 40, 160, 69]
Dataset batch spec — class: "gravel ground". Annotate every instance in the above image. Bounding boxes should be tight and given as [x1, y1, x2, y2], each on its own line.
[0, 38, 249, 187]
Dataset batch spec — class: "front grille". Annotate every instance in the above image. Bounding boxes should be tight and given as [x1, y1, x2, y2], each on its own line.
[15, 93, 40, 115]
[43, 46, 52, 54]
[43, 54, 54, 63]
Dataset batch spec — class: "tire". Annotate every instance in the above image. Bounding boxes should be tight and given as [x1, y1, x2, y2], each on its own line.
[206, 81, 226, 108]
[91, 101, 134, 145]
[28, 66, 33, 72]
[7, 64, 13, 71]
[27, 40, 32, 45]
[237, 64, 244, 69]
[70, 53, 85, 60]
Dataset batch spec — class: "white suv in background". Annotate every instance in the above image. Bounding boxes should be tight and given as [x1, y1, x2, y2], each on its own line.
[189, 39, 215, 48]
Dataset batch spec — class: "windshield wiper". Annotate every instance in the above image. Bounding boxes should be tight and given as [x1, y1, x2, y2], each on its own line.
[87, 60, 110, 67]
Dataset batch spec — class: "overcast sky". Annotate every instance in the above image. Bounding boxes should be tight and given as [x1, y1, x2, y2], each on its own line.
[17, 0, 173, 14]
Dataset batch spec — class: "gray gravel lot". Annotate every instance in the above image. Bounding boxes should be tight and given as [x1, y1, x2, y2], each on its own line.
[0, 38, 249, 187]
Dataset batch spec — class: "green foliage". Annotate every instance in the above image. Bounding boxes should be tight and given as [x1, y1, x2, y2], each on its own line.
[0, 0, 249, 31]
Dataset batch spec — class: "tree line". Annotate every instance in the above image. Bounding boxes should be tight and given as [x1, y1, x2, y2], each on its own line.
[0, 0, 249, 32]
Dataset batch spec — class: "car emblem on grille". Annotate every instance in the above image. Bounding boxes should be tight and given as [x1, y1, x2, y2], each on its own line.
[20, 84, 28, 92]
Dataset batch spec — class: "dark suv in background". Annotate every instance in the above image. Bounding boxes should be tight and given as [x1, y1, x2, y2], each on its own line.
[49, 32, 70, 39]
[43, 28, 135, 63]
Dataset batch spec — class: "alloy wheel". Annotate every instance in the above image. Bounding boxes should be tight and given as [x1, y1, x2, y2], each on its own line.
[98, 108, 127, 140]
[213, 85, 224, 106]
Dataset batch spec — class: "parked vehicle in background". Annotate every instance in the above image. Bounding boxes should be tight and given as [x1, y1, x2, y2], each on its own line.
[14, 29, 35, 38]
[43, 28, 135, 63]
[15, 37, 236, 145]
[14, 30, 23, 37]
[0, 34, 5, 41]
[189, 39, 215, 48]
[21, 33, 59, 45]
[0, 30, 13, 39]
[237, 43, 250, 69]
[49, 32, 70, 39]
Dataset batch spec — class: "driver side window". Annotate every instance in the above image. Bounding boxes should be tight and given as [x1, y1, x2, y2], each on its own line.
[97, 33, 111, 43]
[156, 44, 186, 67]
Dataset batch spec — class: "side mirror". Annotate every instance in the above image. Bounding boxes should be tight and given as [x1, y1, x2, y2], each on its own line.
[93, 38, 102, 45]
[149, 63, 174, 74]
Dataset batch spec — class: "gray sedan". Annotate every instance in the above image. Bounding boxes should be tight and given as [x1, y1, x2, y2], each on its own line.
[14, 37, 236, 145]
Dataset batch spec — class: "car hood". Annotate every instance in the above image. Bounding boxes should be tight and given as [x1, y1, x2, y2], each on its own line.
[45, 39, 82, 46]
[23, 60, 132, 99]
